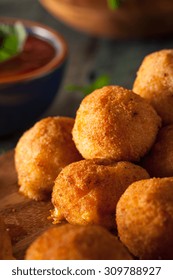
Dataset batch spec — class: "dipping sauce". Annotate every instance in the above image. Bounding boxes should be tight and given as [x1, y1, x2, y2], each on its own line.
[0, 34, 56, 79]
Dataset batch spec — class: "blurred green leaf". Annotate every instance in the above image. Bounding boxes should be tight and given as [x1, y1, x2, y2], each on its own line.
[0, 24, 13, 36]
[0, 21, 27, 62]
[0, 49, 11, 61]
[3, 34, 18, 54]
[66, 74, 111, 96]
[14, 21, 27, 51]
[92, 74, 110, 89]
[107, 0, 121, 9]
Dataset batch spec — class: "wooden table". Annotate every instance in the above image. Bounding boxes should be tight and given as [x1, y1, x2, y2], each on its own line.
[0, 150, 53, 259]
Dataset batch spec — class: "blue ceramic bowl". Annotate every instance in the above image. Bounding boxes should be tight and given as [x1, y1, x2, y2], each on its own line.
[0, 18, 68, 136]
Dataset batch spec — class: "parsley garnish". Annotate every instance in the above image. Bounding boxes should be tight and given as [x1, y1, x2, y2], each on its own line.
[66, 74, 111, 96]
[107, 0, 123, 9]
[0, 22, 27, 63]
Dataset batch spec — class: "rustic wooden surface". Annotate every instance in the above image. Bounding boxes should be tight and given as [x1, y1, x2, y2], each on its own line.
[0, 150, 53, 260]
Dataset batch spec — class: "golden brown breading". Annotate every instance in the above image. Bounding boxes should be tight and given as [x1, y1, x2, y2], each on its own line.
[25, 224, 132, 260]
[51, 159, 149, 229]
[0, 216, 14, 260]
[133, 49, 173, 125]
[116, 178, 173, 260]
[15, 116, 82, 201]
[141, 125, 173, 177]
[72, 86, 161, 162]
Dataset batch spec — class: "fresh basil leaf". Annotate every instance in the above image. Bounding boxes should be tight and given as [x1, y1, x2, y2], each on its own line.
[3, 34, 18, 54]
[0, 22, 27, 62]
[65, 85, 84, 92]
[92, 75, 110, 89]
[14, 21, 27, 51]
[66, 74, 111, 96]
[107, 0, 121, 9]
[0, 49, 11, 62]
[0, 24, 13, 36]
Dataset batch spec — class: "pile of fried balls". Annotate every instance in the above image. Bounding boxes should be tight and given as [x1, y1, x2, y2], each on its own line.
[14, 49, 173, 260]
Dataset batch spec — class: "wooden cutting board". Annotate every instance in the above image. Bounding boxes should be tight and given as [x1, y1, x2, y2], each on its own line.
[0, 150, 53, 260]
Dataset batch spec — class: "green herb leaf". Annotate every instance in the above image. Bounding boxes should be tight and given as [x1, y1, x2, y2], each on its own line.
[14, 21, 27, 51]
[0, 24, 13, 36]
[92, 74, 110, 89]
[66, 74, 111, 96]
[3, 34, 18, 54]
[0, 21, 27, 62]
[107, 0, 121, 9]
[0, 49, 11, 61]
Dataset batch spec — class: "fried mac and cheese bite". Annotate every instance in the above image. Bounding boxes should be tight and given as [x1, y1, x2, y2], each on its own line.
[141, 125, 173, 177]
[72, 86, 161, 162]
[51, 159, 149, 229]
[133, 49, 173, 125]
[15, 117, 82, 201]
[25, 224, 132, 260]
[116, 178, 173, 260]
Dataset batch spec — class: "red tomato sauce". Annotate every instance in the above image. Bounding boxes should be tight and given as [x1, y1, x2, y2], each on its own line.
[0, 34, 56, 78]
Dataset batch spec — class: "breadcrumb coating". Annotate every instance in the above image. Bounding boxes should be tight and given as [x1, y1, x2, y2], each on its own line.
[15, 117, 82, 200]
[51, 159, 149, 229]
[133, 49, 173, 125]
[25, 224, 132, 260]
[72, 86, 161, 161]
[142, 125, 173, 177]
[116, 178, 173, 259]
